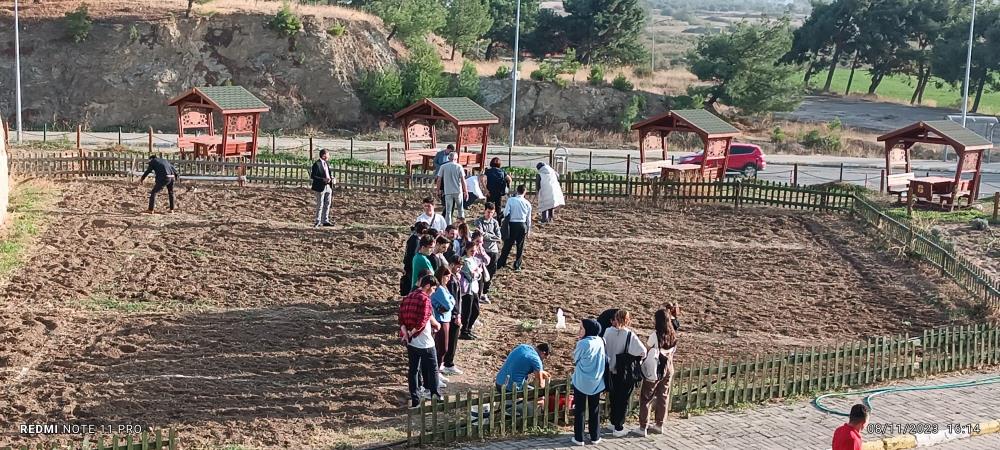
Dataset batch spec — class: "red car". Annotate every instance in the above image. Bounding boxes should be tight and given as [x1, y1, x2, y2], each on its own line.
[677, 143, 767, 177]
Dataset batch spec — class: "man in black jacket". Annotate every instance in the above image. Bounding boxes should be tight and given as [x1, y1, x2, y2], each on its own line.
[311, 149, 336, 227]
[139, 155, 178, 213]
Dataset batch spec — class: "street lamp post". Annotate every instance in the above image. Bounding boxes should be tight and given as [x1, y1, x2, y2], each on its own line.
[14, 0, 23, 144]
[650, 18, 670, 74]
[507, 0, 522, 167]
[961, 0, 976, 128]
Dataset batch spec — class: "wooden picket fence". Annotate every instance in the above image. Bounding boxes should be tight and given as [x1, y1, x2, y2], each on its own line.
[1, 429, 177, 450]
[851, 196, 1000, 312]
[407, 325, 1000, 446]
[8, 151, 853, 210]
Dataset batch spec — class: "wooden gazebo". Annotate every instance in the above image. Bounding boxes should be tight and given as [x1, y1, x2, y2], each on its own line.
[878, 120, 992, 209]
[631, 109, 740, 180]
[395, 97, 499, 173]
[167, 86, 270, 160]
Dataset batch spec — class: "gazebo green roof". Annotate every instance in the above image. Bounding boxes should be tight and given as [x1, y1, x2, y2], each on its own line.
[167, 86, 270, 112]
[631, 109, 740, 137]
[395, 97, 499, 124]
[878, 120, 993, 150]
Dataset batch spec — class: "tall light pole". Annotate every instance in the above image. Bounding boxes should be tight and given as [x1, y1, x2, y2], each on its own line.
[961, 0, 977, 127]
[650, 19, 670, 74]
[14, 0, 23, 144]
[507, 0, 521, 167]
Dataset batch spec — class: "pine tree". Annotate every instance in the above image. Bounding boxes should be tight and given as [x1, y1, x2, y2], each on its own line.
[562, 0, 646, 65]
[443, 0, 493, 60]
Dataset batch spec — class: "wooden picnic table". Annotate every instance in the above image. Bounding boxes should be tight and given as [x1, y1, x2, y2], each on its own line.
[909, 176, 955, 203]
[421, 152, 481, 172]
[187, 135, 251, 159]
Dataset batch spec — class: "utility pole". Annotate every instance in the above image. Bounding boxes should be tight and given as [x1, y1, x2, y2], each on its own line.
[14, 0, 23, 144]
[961, 0, 977, 128]
[507, 0, 521, 167]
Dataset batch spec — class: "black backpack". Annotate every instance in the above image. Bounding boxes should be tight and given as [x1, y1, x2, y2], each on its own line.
[612, 331, 644, 390]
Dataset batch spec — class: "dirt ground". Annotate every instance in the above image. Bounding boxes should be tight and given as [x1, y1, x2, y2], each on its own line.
[0, 180, 977, 449]
[939, 223, 1000, 281]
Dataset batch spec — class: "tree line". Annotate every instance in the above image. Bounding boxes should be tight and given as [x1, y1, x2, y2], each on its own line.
[786, 0, 1000, 112]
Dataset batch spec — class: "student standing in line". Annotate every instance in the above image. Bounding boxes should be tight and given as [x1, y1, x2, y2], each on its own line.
[431, 267, 457, 388]
[497, 185, 532, 272]
[458, 243, 484, 340]
[603, 310, 646, 438]
[441, 255, 465, 376]
[400, 221, 430, 297]
[399, 275, 441, 407]
[431, 236, 451, 272]
[416, 196, 447, 231]
[469, 231, 492, 304]
[571, 319, 606, 446]
[410, 235, 435, 290]
[636, 308, 678, 437]
[474, 203, 502, 303]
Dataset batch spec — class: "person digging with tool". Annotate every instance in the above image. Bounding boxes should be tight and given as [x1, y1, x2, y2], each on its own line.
[139, 154, 178, 213]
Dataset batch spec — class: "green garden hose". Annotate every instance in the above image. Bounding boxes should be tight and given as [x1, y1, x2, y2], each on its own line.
[812, 375, 1000, 416]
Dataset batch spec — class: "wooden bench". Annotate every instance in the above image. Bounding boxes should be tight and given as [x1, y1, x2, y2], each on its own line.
[886, 172, 915, 202]
[639, 160, 675, 175]
[938, 179, 972, 210]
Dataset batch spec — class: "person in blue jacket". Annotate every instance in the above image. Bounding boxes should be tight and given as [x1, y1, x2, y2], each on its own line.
[571, 319, 606, 446]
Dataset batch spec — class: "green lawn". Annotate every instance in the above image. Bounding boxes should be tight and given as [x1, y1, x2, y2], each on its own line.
[804, 68, 1000, 115]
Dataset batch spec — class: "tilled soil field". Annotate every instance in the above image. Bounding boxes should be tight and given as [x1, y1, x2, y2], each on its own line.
[0, 180, 975, 449]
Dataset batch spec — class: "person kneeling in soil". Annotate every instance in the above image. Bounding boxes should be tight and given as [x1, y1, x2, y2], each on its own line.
[572, 319, 606, 446]
[139, 154, 179, 213]
[636, 308, 678, 437]
[399, 275, 442, 406]
[494, 343, 551, 392]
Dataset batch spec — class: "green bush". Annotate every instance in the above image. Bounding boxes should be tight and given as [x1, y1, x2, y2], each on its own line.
[770, 126, 786, 144]
[451, 60, 480, 100]
[327, 22, 346, 37]
[618, 95, 646, 133]
[401, 39, 447, 103]
[828, 117, 842, 131]
[800, 129, 841, 152]
[494, 65, 512, 79]
[611, 74, 634, 92]
[360, 68, 406, 113]
[267, 3, 303, 38]
[664, 94, 701, 110]
[588, 65, 605, 86]
[64, 4, 92, 43]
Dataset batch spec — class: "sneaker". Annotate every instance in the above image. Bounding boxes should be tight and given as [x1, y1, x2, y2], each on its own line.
[438, 373, 450, 383]
[570, 437, 584, 446]
[314, 222, 322, 228]
[591, 437, 602, 444]
[648, 425, 663, 434]
[441, 366, 463, 376]
[612, 428, 629, 438]
[322, 222, 334, 227]
[633, 426, 647, 437]
[459, 333, 476, 341]
[418, 388, 431, 400]
[514, 267, 522, 273]
[480, 294, 492, 304]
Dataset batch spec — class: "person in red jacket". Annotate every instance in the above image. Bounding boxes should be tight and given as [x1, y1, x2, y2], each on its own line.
[832, 404, 868, 450]
[399, 275, 442, 407]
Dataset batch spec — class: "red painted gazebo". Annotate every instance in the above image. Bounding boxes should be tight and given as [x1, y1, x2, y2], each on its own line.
[168, 86, 270, 160]
[395, 97, 499, 173]
[878, 120, 992, 209]
[631, 109, 740, 180]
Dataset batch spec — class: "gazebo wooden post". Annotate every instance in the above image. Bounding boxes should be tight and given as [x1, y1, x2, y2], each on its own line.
[251, 113, 261, 160]
[455, 126, 464, 160]
[480, 125, 489, 173]
[430, 120, 438, 149]
[220, 115, 230, 160]
[661, 132, 668, 161]
[402, 119, 412, 156]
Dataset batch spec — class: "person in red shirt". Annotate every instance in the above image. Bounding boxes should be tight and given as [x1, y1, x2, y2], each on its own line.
[832, 404, 868, 450]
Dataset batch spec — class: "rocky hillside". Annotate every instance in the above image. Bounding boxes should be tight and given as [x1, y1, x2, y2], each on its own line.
[0, 10, 664, 133]
[0, 13, 399, 130]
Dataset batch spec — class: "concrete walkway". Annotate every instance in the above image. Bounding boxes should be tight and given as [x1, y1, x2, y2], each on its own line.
[460, 371, 1000, 450]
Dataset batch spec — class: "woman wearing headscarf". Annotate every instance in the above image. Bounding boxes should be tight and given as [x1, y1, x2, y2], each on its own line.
[535, 162, 565, 223]
[636, 308, 678, 437]
[572, 318, 606, 446]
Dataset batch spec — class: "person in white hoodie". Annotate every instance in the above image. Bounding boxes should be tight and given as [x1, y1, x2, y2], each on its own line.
[636, 308, 678, 437]
[571, 319, 606, 446]
[535, 162, 565, 223]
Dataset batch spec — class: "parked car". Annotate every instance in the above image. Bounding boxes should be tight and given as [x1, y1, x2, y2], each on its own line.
[676, 143, 767, 177]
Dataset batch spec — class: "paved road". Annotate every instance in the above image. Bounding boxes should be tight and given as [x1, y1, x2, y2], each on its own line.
[778, 95, 965, 133]
[460, 372, 1000, 450]
[13, 130, 1000, 197]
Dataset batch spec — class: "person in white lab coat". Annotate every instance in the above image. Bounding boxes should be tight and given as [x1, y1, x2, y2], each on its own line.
[535, 162, 565, 223]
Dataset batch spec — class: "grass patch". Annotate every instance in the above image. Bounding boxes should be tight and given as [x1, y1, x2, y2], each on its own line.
[0, 182, 53, 277]
[885, 207, 989, 224]
[804, 68, 1000, 114]
[83, 294, 155, 313]
[518, 319, 539, 332]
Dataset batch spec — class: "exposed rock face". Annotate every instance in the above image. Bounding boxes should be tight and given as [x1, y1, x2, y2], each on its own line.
[0, 14, 663, 133]
[0, 14, 399, 130]
[479, 78, 666, 131]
